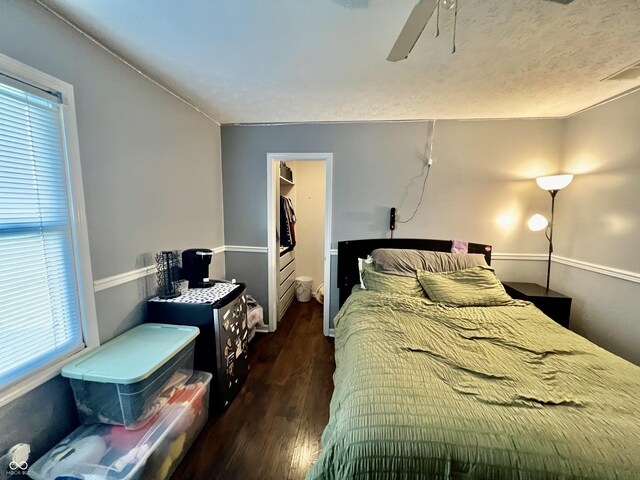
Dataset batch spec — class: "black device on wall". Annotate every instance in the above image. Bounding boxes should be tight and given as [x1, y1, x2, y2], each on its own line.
[182, 248, 213, 288]
[390, 207, 396, 231]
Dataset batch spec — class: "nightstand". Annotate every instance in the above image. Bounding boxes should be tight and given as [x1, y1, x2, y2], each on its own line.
[502, 282, 572, 328]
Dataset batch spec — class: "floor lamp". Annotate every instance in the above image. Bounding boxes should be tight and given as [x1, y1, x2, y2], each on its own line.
[527, 174, 573, 292]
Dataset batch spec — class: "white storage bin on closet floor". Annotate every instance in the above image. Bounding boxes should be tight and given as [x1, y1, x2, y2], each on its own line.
[295, 276, 313, 302]
[62, 324, 199, 429]
[30, 371, 212, 480]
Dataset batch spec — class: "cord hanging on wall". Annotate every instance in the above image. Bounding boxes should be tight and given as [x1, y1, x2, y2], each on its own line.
[395, 120, 437, 231]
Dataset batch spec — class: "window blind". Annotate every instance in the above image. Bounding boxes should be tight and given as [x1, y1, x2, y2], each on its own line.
[0, 80, 84, 390]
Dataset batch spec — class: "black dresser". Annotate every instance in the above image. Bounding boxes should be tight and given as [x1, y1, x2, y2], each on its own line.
[503, 282, 572, 328]
[147, 282, 249, 409]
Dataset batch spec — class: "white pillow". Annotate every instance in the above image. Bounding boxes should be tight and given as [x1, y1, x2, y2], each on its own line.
[357, 255, 373, 289]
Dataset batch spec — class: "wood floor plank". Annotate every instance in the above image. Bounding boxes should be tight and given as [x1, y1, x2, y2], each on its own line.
[171, 300, 334, 480]
[288, 306, 335, 479]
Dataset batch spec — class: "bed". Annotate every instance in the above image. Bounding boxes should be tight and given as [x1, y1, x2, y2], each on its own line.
[307, 239, 640, 479]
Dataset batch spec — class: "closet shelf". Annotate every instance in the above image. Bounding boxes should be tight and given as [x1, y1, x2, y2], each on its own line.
[279, 175, 294, 186]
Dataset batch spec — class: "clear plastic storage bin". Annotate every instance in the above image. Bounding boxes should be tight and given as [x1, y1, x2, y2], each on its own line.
[30, 371, 212, 480]
[62, 324, 200, 429]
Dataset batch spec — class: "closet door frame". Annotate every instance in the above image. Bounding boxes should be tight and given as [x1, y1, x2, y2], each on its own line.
[266, 152, 333, 336]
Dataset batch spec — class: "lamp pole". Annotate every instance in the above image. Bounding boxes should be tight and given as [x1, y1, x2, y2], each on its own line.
[545, 190, 558, 293]
[535, 174, 572, 292]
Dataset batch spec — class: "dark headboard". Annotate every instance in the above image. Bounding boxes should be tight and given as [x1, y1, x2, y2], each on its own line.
[337, 238, 492, 307]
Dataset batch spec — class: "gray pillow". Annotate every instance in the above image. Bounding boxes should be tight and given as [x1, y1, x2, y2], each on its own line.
[372, 249, 488, 278]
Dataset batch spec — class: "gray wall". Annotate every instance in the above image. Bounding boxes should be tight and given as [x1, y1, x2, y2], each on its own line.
[0, 0, 224, 460]
[222, 96, 640, 366]
[554, 90, 640, 364]
[222, 119, 565, 324]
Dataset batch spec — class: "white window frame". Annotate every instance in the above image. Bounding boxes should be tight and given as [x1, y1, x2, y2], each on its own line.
[0, 53, 99, 408]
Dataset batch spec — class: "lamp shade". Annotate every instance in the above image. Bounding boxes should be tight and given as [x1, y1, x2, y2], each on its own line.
[527, 214, 549, 231]
[536, 174, 573, 191]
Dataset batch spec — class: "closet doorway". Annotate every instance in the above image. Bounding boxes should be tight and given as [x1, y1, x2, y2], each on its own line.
[266, 153, 333, 336]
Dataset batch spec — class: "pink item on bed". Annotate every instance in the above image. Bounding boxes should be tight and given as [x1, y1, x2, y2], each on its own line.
[451, 239, 468, 254]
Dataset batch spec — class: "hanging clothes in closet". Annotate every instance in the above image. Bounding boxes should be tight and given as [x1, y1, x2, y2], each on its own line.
[280, 196, 297, 248]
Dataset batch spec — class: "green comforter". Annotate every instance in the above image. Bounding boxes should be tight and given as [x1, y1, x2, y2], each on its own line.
[307, 290, 640, 479]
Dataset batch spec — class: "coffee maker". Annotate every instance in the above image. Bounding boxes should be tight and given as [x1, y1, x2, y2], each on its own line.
[181, 249, 214, 288]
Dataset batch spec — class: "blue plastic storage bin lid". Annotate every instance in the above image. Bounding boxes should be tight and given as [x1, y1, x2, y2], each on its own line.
[61, 324, 199, 384]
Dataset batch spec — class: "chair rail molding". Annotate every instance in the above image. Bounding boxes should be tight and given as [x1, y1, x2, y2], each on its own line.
[92, 248, 640, 293]
[492, 253, 640, 284]
[93, 246, 225, 292]
[553, 255, 640, 284]
[225, 245, 268, 253]
[492, 253, 547, 261]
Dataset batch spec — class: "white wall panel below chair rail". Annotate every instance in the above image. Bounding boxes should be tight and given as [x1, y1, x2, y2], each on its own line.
[93, 248, 640, 293]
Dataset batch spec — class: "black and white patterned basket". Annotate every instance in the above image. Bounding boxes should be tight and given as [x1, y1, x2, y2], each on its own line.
[150, 282, 240, 304]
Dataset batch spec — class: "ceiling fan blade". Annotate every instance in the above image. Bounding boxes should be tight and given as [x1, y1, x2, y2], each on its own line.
[387, 0, 439, 62]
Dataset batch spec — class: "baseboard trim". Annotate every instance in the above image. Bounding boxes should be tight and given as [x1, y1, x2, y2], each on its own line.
[94, 248, 640, 293]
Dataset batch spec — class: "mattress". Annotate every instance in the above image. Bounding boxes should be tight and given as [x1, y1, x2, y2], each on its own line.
[307, 290, 640, 479]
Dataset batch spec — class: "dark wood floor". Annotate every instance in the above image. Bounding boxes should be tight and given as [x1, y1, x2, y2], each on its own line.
[172, 300, 335, 480]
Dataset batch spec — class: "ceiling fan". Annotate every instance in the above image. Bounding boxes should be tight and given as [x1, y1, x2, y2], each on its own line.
[387, 0, 576, 62]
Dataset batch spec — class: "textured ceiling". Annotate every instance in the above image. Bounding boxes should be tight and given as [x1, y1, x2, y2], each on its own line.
[40, 0, 640, 123]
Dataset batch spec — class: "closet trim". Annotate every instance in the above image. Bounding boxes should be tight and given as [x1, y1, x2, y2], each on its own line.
[266, 152, 334, 337]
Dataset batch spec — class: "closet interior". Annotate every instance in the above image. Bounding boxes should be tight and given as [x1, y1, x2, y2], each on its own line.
[275, 160, 326, 321]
